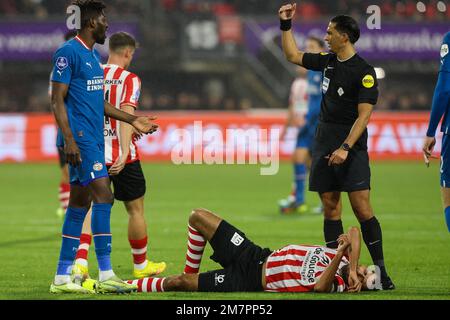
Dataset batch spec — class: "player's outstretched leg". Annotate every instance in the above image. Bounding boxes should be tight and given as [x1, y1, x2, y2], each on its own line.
[127, 273, 199, 292]
[348, 190, 395, 290]
[127, 208, 222, 293]
[124, 196, 166, 278]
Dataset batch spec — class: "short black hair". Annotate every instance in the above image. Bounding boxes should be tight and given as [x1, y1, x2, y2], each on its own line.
[64, 29, 78, 41]
[109, 32, 138, 52]
[307, 36, 325, 49]
[71, 0, 106, 29]
[330, 15, 360, 44]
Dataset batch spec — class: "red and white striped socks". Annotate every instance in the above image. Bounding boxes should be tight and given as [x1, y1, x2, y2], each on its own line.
[129, 237, 148, 270]
[127, 277, 165, 292]
[74, 233, 92, 267]
[183, 225, 206, 274]
[59, 183, 70, 212]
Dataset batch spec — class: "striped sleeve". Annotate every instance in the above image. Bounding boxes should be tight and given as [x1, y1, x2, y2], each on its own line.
[332, 275, 346, 293]
[121, 74, 141, 109]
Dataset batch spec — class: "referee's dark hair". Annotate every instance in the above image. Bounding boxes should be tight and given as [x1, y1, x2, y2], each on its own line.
[109, 32, 138, 53]
[71, 0, 106, 30]
[307, 36, 326, 49]
[330, 15, 360, 44]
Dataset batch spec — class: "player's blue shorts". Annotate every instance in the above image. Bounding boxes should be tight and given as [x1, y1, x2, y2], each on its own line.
[296, 123, 317, 150]
[440, 133, 450, 188]
[69, 141, 108, 187]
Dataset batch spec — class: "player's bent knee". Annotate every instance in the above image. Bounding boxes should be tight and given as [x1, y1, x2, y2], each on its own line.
[189, 208, 211, 226]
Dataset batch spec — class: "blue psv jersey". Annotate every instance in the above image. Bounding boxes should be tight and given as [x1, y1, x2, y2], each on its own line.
[51, 36, 105, 145]
[427, 32, 450, 137]
[306, 70, 322, 123]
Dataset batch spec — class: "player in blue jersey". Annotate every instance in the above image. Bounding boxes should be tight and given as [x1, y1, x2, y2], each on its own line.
[49, 0, 158, 294]
[279, 36, 325, 214]
[50, 30, 77, 220]
[423, 32, 450, 233]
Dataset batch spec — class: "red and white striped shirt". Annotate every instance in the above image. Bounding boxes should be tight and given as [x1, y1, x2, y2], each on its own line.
[264, 245, 348, 293]
[289, 77, 309, 116]
[103, 64, 142, 165]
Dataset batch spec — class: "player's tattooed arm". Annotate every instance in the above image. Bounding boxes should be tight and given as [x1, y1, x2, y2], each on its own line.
[279, 3, 305, 66]
[314, 238, 350, 293]
[104, 101, 158, 135]
[51, 81, 81, 166]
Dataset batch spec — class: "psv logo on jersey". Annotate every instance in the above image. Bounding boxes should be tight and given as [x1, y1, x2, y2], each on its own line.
[441, 44, 449, 58]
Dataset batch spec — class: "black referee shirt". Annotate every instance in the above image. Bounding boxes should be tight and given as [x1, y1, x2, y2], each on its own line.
[302, 52, 378, 126]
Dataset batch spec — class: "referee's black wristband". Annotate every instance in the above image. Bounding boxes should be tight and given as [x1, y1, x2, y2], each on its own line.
[280, 19, 292, 31]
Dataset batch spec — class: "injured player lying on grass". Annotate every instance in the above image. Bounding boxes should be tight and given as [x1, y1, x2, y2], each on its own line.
[87, 208, 381, 293]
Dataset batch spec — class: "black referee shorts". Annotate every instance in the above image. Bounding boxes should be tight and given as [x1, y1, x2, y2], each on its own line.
[198, 221, 272, 292]
[107, 160, 146, 202]
[309, 122, 371, 193]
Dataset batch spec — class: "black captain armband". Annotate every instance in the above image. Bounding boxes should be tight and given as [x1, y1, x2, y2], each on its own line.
[280, 19, 292, 31]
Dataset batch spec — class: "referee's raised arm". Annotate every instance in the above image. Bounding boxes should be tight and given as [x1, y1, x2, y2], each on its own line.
[279, 3, 305, 66]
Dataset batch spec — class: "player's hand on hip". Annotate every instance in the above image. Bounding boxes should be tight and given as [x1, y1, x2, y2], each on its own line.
[108, 156, 126, 176]
[64, 139, 82, 167]
[132, 116, 158, 135]
[279, 3, 297, 20]
[327, 148, 348, 166]
[422, 136, 437, 167]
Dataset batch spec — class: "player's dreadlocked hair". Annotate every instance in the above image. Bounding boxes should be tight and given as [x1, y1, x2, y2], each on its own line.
[71, 0, 106, 29]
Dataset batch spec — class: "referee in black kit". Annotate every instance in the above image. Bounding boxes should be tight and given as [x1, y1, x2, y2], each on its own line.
[278, 3, 394, 290]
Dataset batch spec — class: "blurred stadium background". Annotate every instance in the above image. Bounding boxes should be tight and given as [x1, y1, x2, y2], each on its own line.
[0, 0, 449, 300]
[0, 0, 449, 161]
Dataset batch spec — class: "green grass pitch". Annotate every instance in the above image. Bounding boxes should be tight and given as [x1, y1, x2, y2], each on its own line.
[0, 161, 449, 300]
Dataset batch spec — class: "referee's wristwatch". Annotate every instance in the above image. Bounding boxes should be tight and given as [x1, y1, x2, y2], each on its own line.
[340, 143, 351, 151]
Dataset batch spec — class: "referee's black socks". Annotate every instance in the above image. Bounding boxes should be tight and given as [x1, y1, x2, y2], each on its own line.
[360, 216, 389, 279]
[323, 219, 344, 249]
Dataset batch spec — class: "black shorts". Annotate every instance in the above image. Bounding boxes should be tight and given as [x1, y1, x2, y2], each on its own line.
[309, 122, 371, 193]
[198, 220, 272, 292]
[107, 161, 146, 202]
[57, 147, 67, 168]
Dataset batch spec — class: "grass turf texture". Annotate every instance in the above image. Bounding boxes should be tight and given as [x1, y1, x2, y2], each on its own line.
[0, 162, 449, 300]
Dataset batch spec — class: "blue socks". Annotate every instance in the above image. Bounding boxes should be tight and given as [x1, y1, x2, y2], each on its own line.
[91, 203, 113, 271]
[445, 207, 450, 232]
[56, 207, 89, 276]
[294, 163, 307, 205]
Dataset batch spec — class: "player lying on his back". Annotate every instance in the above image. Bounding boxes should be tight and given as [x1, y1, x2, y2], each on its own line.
[119, 208, 381, 293]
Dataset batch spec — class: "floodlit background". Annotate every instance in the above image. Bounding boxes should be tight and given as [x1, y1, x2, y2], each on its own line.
[0, 0, 449, 300]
